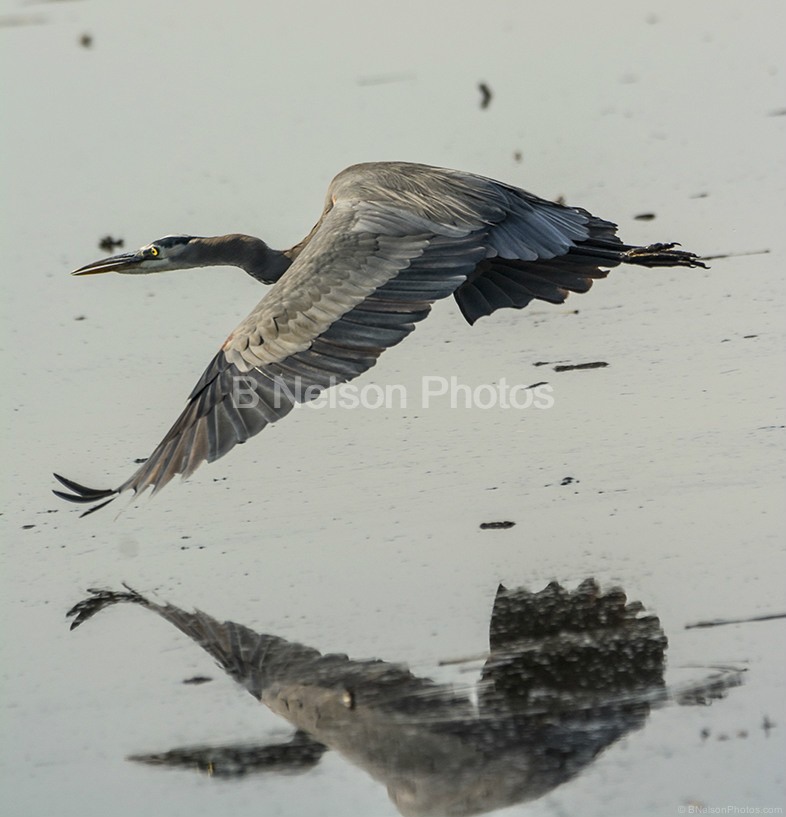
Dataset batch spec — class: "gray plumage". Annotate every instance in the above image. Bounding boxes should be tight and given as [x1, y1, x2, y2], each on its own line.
[54, 161, 707, 514]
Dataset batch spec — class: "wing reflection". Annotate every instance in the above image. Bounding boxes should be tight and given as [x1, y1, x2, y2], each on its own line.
[68, 580, 743, 816]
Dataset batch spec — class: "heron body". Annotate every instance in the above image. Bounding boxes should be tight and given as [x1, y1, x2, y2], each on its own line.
[54, 161, 706, 514]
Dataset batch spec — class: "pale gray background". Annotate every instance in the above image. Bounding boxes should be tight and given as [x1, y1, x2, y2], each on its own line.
[2, 1, 784, 815]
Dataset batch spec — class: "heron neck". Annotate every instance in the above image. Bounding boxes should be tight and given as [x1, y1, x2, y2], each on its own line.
[193, 234, 291, 284]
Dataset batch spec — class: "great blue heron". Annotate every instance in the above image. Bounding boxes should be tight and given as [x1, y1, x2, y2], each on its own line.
[54, 161, 706, 515]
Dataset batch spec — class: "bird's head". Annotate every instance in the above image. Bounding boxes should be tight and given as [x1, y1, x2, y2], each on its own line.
[71, 235, 201, 276]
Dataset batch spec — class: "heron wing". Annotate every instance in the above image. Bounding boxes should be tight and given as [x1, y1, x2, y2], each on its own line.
[329, 163, 624, 324]
[330, 163, 704, 325]
[54, 162, 704, 513]
[55, 192, 490, 510]
[121, 203, 480, 490]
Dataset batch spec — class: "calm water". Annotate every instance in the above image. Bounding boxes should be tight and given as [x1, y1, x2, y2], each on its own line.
[2, 1, 784, 815]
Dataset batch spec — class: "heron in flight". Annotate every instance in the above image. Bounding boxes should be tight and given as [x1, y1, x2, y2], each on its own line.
[54, 161, 706, 515]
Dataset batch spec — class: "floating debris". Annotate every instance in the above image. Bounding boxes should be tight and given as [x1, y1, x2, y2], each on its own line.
[99, 235, 124, 253]
[700, 248, 770, 261]
[685, 611, 786, 629]
[478, 82, 493, 109]
[634, 212, 656, 221]
[79, 33, 92, 48]
[182, 676, 212, 685]
[479, 521, 515, 530]
[553, 362, 609, 372]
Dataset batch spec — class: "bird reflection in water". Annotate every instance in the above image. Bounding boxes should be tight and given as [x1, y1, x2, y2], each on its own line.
[68, 580, 743, 816]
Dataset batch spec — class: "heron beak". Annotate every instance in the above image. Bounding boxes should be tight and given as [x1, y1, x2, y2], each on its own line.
[71, 251, 144, 276]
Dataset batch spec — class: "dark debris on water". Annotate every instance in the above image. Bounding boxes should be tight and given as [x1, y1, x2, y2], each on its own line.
[99, 235, 124, 253]
[553, 362, 609, 372]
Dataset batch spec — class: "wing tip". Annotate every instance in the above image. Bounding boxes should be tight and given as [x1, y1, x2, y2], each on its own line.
[52, 472, 119, 516]
[66, 582, 146, 630]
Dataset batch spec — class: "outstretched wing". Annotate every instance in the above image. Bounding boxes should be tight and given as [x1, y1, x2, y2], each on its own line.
[54, 162, 704, 513]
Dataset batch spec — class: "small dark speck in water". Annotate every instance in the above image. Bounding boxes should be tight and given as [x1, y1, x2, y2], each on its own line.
[22, 524, 35, 530]
[74, 315, 86, 321]
[98, 235, 124, 253]
[79, 33, 92, 48]
[133, 457, 147, 464]
[743, 335, 758, 339]
[554, 361, 608, 372]
[561, 476, 577, 486]
[479, 521, 515, 530]
[513, 151, 522, 163]
[478, 82, 493, 109]
[634, 212, 656, 221]
[182, 675, 213, 685]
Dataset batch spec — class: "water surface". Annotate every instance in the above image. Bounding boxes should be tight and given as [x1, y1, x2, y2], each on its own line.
[2, 1, 784, 815]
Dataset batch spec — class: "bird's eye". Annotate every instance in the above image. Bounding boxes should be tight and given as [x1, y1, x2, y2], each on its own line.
[147, 246, 160, 257]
